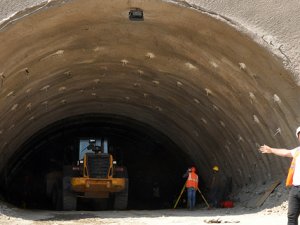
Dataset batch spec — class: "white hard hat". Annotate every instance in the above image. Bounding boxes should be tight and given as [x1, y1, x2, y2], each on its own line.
[296, 127, 300, 138]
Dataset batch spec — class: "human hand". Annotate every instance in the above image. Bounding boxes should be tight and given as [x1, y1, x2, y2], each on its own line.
[259, 145, 272, 154]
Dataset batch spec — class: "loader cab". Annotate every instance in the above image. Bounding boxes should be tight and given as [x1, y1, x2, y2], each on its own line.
[79, 138, 108, 159]
[77, 138, 120, 179]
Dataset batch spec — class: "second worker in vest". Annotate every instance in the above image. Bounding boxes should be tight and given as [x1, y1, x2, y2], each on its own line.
[183, 166, 199, 210]
[259, 126, 300, 225]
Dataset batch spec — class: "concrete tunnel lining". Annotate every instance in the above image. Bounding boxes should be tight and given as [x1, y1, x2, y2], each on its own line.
[0, 0, 300, 203]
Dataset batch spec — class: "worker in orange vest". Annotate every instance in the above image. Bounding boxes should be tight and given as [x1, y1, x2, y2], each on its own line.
[259, 126, 300, 225]
[183, 166, 198, 210]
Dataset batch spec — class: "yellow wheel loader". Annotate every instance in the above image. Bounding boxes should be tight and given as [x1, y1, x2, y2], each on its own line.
[46, 138, 128, 210]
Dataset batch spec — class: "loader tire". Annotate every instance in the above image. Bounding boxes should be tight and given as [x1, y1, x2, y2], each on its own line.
[113, 178, 128, 210]
[51, 182, 62, 210]
[62, 176, 77, 210]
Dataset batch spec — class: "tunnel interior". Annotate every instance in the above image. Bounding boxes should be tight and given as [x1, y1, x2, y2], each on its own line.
[0, 0, 300, 210]
[5, 114, 192, 210]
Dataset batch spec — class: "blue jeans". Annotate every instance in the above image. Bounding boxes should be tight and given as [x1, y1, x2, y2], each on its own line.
[187, 188, 196, 209]
[288, 186, 300, 225]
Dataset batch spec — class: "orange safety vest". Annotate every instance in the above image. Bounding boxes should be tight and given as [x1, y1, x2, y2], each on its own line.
[286, 151, 300, 187]
[186, 172, 198, 189]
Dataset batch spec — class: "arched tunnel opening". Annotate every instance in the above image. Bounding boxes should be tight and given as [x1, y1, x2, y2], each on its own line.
[3, 114, 192, 210]
[0, 0, 299, 211]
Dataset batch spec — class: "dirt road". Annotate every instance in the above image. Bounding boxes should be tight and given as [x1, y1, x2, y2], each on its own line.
[0, 206, 287, 225]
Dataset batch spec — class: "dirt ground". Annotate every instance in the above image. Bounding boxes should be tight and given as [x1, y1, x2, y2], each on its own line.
[0, 201, 289, 225]
[0, 206, 288, 225]
[0, 181, 290, 224]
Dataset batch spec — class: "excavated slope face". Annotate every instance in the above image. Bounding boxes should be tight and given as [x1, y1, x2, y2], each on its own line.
[0, 0, 299, 188]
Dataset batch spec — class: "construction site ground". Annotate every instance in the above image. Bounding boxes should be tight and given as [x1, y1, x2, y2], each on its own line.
[0, 181, 290, 224]
[0, 204, 287, 225]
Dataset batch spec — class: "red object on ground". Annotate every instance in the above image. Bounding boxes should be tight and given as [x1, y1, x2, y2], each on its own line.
[220, 201, 234, 208]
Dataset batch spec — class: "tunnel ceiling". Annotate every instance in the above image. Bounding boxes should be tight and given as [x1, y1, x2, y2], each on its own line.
[0, 0, 300, 187]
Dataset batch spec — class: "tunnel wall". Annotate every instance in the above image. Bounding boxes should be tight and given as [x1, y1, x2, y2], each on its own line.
[0, 0, 300, 190]
[1, 0, 300, 81]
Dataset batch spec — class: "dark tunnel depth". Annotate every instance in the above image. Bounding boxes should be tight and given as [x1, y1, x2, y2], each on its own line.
[2, 114, 197, 210]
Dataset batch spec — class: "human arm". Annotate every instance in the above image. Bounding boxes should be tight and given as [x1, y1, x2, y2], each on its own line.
[259, 144, 293, 157]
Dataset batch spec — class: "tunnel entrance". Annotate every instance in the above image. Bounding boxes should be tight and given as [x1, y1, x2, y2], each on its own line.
[0, 0, 296, 213]
[3, 114, 195, 210]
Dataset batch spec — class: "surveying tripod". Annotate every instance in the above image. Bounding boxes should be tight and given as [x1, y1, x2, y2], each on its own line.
[173, 181, 210, 209]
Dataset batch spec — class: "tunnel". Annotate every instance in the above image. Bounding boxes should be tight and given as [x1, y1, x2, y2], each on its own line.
[0, 0, 299, 210]
[5, 114, 189, 209]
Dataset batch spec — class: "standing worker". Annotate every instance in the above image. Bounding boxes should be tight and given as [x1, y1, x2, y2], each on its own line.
[259, 126, 300, 225]
[209, 166, 222, 208]
[183, 166, 198, 210]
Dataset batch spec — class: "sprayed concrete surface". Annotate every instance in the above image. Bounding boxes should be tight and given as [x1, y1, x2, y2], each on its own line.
[0, 0, 299, 189]
[174, 0, 300, 84]
[1, 0, 300, 81]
